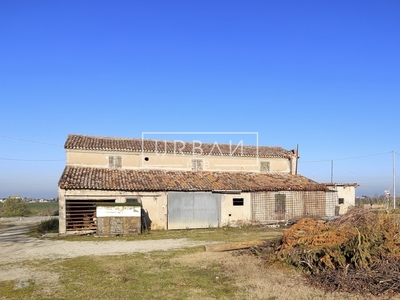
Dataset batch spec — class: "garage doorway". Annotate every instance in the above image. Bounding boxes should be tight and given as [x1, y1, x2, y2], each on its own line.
[167, 192, 221, 229]
[66, 199, 115, 232]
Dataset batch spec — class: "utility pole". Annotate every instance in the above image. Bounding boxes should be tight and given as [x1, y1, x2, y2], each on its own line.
[394, 151, 396, 209]
[331, 160, 334, 183]
[295, 144, 299, 175]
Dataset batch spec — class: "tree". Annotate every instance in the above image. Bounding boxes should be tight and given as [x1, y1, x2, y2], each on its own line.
[0, 196, 30, 217]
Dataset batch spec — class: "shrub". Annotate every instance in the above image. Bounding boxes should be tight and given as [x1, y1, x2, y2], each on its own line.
[37, 218, 59, 234]
[0, 196, 30, 217]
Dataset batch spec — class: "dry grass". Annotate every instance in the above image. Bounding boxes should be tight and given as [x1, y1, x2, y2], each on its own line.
[172, 250, 378, 300]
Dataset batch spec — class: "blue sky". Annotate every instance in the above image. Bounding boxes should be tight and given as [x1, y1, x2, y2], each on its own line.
[1, 0, 399, 198]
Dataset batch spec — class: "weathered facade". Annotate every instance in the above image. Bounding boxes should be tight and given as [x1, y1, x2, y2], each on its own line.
[324, 183, 359, 215]
[58, 134, 333, 233]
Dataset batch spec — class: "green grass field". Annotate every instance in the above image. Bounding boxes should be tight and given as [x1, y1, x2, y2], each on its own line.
[27, 201, 58, 216]
[0, 201, 58, 217]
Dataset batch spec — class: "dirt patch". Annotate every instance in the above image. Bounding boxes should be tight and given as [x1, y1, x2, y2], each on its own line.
[0, 217, 207, 264]
[0, 266, 59, 291]
[1, 235, 207, 264]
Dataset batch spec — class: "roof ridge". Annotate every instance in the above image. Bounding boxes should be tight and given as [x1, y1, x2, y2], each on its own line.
[64, 134, 294, 158]
[66, 134, 284, 148]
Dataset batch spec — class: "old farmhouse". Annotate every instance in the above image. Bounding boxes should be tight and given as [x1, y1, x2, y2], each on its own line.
[58, 134, 337, 234]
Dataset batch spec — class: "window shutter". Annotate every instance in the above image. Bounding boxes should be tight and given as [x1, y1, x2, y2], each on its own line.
[192, 159, 203, 171]
[109, 156, 122, 168]
[260, 161, 270, 173]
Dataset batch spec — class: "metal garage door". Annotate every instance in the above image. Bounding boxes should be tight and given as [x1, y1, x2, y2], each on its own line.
[167, 192, 221, 229]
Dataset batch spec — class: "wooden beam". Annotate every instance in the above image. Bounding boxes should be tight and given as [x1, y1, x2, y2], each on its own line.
[204, 240, 265, 252]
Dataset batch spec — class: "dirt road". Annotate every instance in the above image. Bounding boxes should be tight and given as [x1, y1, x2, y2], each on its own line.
[0, 217, 206, 264]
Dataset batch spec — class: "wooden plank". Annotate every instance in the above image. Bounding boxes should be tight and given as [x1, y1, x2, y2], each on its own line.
[204, 240, 265, 252]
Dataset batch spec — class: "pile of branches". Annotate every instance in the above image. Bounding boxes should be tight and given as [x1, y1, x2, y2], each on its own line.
[252, 208, 400, 297]
[308, 257, 400, 296]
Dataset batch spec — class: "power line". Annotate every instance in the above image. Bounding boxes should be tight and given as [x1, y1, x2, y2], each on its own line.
[304, 165, 327, 173]
[335, 165, 391, 179]
[0, 135, 63, 147]
[299, 151, 391, 163]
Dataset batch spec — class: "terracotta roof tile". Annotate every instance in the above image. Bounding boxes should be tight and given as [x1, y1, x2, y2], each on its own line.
[323, 183, 359, 187]
[64, 134, 294, 158]
[58, 166, 327, 192]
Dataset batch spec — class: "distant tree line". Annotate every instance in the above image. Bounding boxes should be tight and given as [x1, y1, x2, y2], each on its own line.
[355, 196, 392, 208]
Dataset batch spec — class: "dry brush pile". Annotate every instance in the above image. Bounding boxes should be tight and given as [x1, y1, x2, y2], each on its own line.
[252, 208, 400, 297]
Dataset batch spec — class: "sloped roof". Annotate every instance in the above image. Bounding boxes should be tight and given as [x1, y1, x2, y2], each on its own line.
[58, 166, 328, 192]
[64, 134, 294, 158]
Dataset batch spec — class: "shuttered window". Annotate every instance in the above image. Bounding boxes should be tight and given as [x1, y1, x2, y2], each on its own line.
[109, 156, 122, 168]
[260, 161, 270, 173]
[191, 159, 203, 171]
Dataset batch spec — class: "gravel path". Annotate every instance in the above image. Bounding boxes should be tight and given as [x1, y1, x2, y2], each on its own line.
[0, 217, 206, 264]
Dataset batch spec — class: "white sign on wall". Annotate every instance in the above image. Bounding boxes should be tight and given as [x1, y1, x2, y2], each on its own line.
[96, 206, 141, 217]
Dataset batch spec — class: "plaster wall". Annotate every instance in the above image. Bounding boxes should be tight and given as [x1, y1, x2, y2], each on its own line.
[220, 193, 252, 226]
[335, 186, 356, 215]
[66, 150, 294, 173]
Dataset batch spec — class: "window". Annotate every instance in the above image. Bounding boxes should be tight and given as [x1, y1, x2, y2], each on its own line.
[338, 198, 344, 204]
[260, 161, 270, 173]
[191, 159, 203, 171]
[233, 198, 244, 206]
[108, 156, 122, 168]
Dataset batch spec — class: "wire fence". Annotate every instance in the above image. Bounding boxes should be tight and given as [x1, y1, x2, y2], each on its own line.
[251, 191, 337, 223]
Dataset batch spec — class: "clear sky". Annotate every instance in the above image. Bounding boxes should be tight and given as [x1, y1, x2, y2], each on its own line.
[1, 1, 399, 198]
